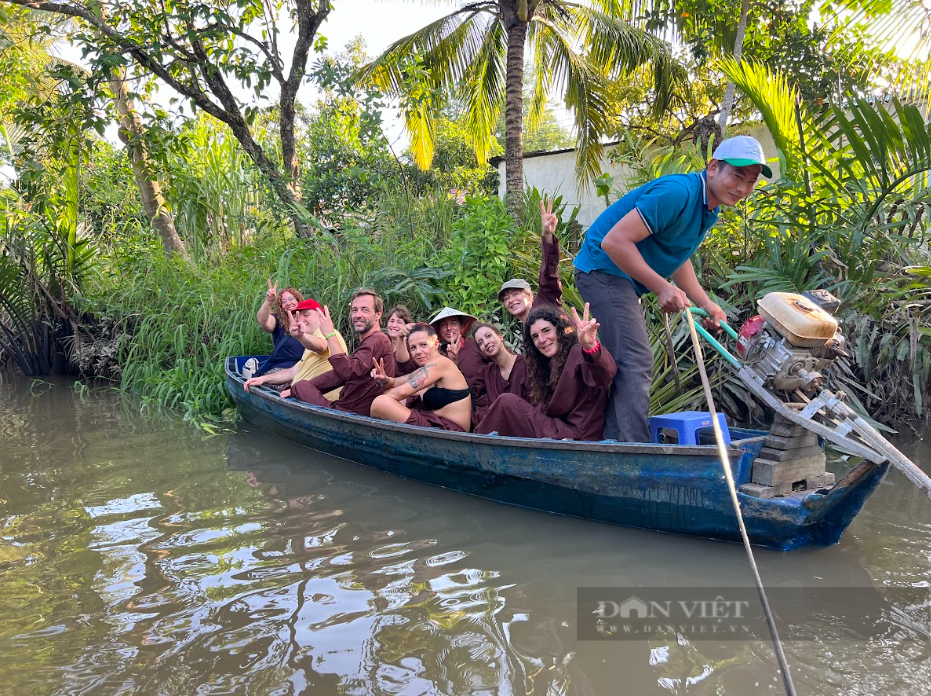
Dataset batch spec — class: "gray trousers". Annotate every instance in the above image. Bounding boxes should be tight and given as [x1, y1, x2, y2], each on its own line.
[575, 269, 652, 442]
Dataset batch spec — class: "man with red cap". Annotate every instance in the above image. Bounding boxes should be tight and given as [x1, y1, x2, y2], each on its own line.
[243, 298, 347, 397]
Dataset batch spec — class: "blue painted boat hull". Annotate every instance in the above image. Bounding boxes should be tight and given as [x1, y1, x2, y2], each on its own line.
[225, 358, 889, 550]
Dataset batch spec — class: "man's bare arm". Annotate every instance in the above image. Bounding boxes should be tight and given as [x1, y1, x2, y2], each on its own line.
[296, 333, 327, 353]
[670, 261, 712, 308]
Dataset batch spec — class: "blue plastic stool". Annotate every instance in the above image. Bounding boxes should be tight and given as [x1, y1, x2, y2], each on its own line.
[649, 411, 731, 446]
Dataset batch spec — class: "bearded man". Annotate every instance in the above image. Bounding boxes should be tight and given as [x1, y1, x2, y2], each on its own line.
[288, 289, 396, 417]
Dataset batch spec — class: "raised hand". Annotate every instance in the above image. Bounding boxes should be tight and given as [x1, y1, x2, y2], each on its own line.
[288, 310, 305, 338]
[400, 322, 415, 338]
[370, 357, 388, 385]
[265, 278, 278, 305]
[571, 302, 600, 351]
[540, 198, 557, 241]
[316, 305, 335, 335]
[446, 337, 462, 364]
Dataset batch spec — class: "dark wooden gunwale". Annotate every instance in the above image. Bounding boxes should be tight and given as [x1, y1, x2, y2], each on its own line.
[224, 359, 750, 457]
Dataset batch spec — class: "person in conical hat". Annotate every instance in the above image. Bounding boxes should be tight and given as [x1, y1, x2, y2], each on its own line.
[429, 307, 484, 383]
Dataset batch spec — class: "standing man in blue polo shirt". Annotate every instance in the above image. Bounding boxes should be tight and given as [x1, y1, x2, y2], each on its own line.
[574, 136, 772, 442]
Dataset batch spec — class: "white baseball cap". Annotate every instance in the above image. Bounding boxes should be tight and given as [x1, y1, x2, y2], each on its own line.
[712, 136, 773, 178]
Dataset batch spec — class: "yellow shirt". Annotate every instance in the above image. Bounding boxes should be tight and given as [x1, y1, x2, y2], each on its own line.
[293, 329, 348, 400]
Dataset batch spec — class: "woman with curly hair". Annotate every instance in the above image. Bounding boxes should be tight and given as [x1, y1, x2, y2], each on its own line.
[474, 304, 616, 441]
[242, 279, 306, 379]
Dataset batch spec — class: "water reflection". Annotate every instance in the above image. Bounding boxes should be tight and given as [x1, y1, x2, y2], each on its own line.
[1, 378, 930, 694]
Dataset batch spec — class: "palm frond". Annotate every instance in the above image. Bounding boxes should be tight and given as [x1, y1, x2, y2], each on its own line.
[532, 17, 611, 191]
[460, 17, 507, 164]
[564, 1, 681, 115]
[354, 4, 498, 169]
[354, 3, 497, 96]
[829, 99, 931, 234]
[824, 0, 931, 109]
[717, 57, 801, 175]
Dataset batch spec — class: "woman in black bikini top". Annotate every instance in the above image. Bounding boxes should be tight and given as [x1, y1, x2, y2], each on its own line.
[369, 324, 472, 432]
[421, 385, 471, 410]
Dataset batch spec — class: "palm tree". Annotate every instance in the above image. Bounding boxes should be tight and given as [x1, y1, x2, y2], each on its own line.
[359, 0, 680, 217]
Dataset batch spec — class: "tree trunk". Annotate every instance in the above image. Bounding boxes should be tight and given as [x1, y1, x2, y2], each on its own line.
[503, 19, 528, 221]
[717, 0, 751, 136]
[107, 69, 189, 261]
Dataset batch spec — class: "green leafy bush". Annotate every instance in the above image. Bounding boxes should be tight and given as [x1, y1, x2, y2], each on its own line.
[433, 196, 524, 320]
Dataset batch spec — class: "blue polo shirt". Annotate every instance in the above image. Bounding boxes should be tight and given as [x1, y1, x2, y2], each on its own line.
[574, 171, 720, 296]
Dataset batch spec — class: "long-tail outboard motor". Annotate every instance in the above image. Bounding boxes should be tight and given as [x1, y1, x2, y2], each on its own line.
[715, 289, 931, 501]
[735, 290, 846, 396]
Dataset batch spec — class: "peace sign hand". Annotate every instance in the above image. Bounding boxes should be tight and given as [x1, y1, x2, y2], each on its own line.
[316, 306, 335, 335]
[540, 199, 557, 241]
[571, 303, 600, 351]
[288, 310, 304, 338]
[446, 337, 462, 363]
[370, 357, 388, 386]
[265, 278, 278, 305]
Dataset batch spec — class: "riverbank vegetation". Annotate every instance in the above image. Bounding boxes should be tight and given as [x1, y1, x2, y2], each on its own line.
[1, 1, 930, 429]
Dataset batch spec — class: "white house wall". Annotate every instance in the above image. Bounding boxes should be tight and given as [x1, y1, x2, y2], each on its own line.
[495, 124, 780, 228]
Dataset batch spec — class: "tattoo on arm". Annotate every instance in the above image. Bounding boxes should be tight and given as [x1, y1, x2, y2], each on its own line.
[407, 363, 436, 390]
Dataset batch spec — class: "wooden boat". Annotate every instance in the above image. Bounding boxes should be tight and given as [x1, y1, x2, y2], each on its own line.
[225, 357, 890, 550]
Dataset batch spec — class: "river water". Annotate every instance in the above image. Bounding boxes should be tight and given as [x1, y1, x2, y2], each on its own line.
[1, 377, 929, 696]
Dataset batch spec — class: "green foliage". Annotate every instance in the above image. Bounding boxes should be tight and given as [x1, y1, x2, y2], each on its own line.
[0, 138, 96, 375]
[607, 0, 922, 150]
[433, 196, 523, 319]
[80, 140, 147, 249]
[299, 98, 398, 221]
[165, 114, 283, 261]
[406, 117, 499, 196]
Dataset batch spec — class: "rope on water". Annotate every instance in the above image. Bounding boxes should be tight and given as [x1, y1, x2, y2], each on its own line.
[683, 309, 798, 696]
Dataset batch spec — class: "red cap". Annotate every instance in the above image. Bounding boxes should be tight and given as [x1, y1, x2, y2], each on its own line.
[294, 299, 322, 312]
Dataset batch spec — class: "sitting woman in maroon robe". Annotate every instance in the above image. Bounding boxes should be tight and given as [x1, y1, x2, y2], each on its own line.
[370, 324, 472, 432]
[385, 305, 417, 372]
[474, 304, 616, 441]
[471, 323, 528, 427]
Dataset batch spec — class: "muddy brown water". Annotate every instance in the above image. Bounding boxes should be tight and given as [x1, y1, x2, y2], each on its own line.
[1, 377, 929, 695]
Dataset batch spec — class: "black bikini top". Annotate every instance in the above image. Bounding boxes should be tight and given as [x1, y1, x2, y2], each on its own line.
[422, 386, 471, 411]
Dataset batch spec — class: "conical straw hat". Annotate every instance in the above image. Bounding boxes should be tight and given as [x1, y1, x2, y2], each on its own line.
[429, 306, 478, 328]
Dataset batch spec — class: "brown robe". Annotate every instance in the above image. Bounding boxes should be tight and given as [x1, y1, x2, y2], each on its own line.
[471, 354, 528, 426]
[396, 355, 418, 375]
[405, 408, 466, 432]
[532, 235, 563, 310]
[290, 331, 396, 417]
[440, 337, 485, 384]
[474, 344, 617, 441]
